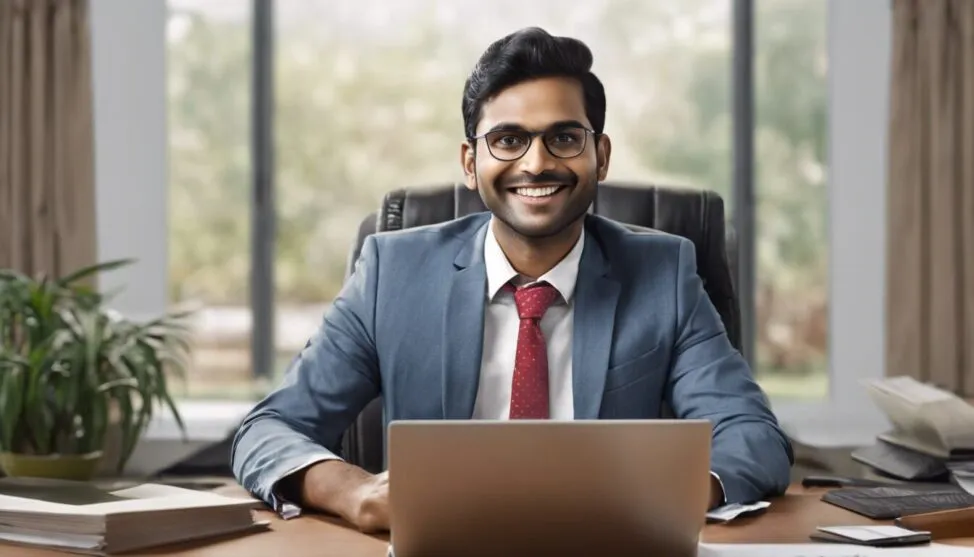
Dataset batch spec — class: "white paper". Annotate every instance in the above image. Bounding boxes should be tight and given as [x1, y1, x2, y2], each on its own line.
[0, 531, 102, 550]
[863, 376, 974, 451]
[955, 474, 974, 495]
[817, 525, 928, 542]
[699, 543, 974, 557]
[705, 501, 770, 523]
[0, 528, 101, 547]
[0, 478, 256, 516]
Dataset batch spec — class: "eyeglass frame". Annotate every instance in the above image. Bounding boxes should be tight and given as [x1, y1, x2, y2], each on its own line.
[467, 122, 599, 162]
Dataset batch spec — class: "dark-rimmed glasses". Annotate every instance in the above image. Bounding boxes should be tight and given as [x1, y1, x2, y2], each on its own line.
[469, 125, 595, 162]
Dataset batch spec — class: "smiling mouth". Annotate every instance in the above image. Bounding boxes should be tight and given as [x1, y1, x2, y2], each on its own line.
[511, 185, 568, 198]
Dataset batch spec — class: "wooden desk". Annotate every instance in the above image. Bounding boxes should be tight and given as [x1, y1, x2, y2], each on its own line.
[4, 486, 973, 556]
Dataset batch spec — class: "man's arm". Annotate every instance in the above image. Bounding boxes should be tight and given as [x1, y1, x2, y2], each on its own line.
[231, 235, 384, 518]
[665, 238, 794, 504]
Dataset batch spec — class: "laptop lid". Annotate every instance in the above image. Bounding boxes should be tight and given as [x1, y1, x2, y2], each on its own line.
[388, 419, 712, 557]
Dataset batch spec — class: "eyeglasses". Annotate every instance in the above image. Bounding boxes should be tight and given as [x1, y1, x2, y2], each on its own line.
[469, 125, 596, 162]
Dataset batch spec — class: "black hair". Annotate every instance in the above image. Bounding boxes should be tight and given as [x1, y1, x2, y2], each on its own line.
[461, 27, 606, 139]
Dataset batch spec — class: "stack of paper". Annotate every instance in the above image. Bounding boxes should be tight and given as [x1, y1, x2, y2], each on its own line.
[0, 477, 266, 555]
[863, 376, 974, 460]
[944, 459, 974, 489]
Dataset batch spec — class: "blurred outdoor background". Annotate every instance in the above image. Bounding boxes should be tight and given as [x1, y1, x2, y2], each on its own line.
[165, 0, 828, 401]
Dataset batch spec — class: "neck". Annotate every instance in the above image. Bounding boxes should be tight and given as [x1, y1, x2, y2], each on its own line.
[492, 218, 583, 280]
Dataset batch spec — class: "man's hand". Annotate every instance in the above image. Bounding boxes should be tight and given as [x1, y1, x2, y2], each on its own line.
[708, 474, 725, 510]
[349, 470, 389, 533]
[298, 461, 390, 533]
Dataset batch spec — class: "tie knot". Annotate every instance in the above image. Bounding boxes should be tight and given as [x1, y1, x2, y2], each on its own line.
[507, 281, 560, 320]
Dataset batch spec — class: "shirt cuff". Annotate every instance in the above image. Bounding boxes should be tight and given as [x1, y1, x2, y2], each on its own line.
[710, 470, 727, 507]
[270, 454, 342, 519]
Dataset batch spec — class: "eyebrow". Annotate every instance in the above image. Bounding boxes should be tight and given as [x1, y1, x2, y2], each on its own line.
[485, 120, 588, 134]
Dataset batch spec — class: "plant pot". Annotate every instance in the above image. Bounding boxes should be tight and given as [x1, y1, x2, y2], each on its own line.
[0, 451, 104, 481]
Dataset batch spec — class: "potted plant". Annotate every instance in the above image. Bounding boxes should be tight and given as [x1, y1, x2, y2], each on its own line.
[0, 260, 192, 480]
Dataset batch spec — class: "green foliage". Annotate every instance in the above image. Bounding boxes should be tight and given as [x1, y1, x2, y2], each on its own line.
[0, 262, 190, 472]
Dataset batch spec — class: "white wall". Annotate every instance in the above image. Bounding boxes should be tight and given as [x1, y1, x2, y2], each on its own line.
[822, 0, 892, 425]
[90, 0, 196, 474]
[774, 0, 892, 442]
[90, 0, 169, 321]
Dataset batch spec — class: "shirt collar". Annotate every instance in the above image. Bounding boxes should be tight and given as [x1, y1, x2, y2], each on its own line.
[483, 218, 585, 304]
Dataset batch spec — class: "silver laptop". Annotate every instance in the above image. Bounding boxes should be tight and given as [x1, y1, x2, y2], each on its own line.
[387, 419, 712, 557]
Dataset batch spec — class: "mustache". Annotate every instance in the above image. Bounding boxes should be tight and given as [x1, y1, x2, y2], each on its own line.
[501, 171, 578, 189]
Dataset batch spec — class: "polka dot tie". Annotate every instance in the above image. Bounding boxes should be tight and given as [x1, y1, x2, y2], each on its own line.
[505, 281, 560, 419]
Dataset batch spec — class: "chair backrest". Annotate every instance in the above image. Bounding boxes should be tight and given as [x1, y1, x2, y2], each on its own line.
[340, 182, 740, 473]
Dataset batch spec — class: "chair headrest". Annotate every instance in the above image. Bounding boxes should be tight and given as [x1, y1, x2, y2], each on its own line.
[381, 182, 727, 245]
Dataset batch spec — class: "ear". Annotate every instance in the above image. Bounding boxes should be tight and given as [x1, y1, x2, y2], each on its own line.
[595, 134, 612, 181]
[460, 141, 477, 191]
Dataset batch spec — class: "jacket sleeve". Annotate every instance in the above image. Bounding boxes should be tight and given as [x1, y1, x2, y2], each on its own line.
[231, 235, 382, 515]
[665, 238, 794, 504]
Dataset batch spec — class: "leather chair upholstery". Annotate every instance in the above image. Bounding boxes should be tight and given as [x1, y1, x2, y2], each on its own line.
[340, 182, 740, 473]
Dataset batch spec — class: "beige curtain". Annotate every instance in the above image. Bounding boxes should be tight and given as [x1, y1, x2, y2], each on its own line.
[887, 0, 974, 396]
[0, 0, 96, 280]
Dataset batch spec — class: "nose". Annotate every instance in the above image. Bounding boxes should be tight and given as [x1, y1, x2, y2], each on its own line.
[517, 134, 557, 175]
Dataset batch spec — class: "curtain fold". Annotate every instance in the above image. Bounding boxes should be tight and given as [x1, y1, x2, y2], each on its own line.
[0, 0, 96, 280]
[887, 0, 974, 395]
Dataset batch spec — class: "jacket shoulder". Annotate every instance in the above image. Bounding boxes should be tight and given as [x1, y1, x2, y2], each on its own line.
[586, 214, 688, 253]
[370, 212, 487, 247]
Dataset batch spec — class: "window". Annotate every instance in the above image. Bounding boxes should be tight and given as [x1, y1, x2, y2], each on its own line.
[270, 0, 735, 388]
[165, 0, 828, 402]
[753, 0, 829, 399]
[167, 1, 254, 398]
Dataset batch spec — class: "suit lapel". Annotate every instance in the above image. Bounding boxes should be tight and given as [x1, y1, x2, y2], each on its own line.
[572, 226, 620, 419]
[441, 219, 489, 419]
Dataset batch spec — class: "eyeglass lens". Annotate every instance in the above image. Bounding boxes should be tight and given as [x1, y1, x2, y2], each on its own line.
[484, 127, 588, 160]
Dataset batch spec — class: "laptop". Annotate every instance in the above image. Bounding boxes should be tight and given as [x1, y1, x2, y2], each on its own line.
[387, 419, 712, 557]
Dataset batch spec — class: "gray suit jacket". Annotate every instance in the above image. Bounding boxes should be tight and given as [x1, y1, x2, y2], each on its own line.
[231, 213, 793, 511]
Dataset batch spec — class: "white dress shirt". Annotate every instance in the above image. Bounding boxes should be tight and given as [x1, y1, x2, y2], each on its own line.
[469, 219, 727, 506]
[471, 219, 585, 420]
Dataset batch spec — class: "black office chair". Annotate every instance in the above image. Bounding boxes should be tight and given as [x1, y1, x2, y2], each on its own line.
[340, 182, 741, 473]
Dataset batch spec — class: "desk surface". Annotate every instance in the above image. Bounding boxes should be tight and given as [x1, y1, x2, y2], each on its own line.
[4, 485, 973, 556]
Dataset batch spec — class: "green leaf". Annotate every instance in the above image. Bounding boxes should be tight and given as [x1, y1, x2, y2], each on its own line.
[57, 259, 134, 286]
[0, 363, 25, 451]
[114, 386, 137, 473]
[96, 378, 139, 393]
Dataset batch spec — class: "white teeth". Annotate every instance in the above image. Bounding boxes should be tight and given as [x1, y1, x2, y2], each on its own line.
[515, 186, 560, 197]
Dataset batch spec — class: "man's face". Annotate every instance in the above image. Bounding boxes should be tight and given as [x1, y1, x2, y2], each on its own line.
[461, 76, 611, 240]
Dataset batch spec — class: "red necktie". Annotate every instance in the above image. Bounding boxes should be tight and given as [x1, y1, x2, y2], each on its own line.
[506, 281, 560, 419]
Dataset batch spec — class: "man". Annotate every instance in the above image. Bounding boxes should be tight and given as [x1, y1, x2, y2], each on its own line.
[231, 27, 793, 534]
